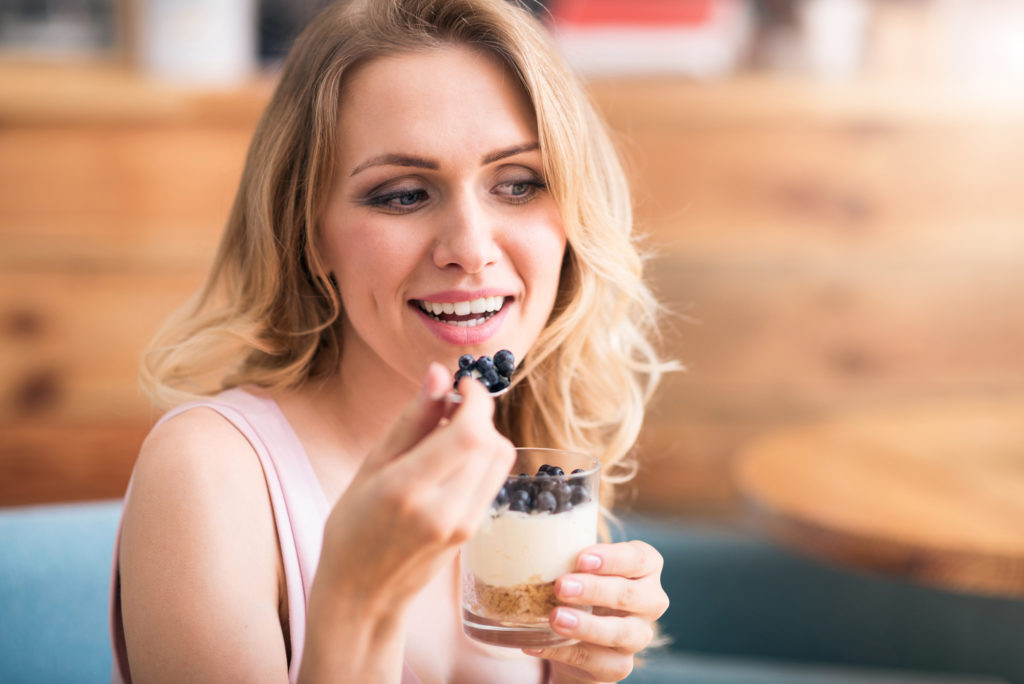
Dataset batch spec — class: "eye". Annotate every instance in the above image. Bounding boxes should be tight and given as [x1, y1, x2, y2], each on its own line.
[493, 177, 546, 204]
[364, 188, 429, 213]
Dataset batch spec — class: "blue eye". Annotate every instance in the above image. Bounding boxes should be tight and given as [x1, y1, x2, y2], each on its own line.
[494, 178, 545, 203]
[365, 188, 428, 213]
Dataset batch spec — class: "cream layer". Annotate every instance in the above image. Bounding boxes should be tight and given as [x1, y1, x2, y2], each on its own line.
[464, 500, 598, 586]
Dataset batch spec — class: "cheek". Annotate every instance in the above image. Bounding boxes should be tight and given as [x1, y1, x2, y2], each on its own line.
[526, 219, 568, 292]
[325, 221, 412, 284]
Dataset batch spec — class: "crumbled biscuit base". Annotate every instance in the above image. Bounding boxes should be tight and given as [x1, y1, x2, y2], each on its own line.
[468, 575, 559, 622]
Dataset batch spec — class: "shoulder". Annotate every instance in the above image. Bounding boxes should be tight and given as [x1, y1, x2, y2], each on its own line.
[118, 405, 288, 679]
[123, 403, 274, 560]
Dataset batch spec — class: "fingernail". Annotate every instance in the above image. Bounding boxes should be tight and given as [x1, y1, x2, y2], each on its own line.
[523, 648, 544, 656]
[555, 609, 579, 629]
[560, 579, 583, 597]
[578, 554, 602, 571]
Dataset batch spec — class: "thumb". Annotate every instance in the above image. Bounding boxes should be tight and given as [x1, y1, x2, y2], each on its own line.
[361, 362, 451, 472]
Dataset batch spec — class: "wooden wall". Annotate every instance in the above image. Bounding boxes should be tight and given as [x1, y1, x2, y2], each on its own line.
[2, 63, 1023, 513]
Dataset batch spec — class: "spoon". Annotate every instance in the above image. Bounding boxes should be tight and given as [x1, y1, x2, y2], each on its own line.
[444, 384, 511, 404]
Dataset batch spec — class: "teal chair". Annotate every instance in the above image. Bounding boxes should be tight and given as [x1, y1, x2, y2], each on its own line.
[620, 515, 1023, 684]
[1, 502, 1021, 683]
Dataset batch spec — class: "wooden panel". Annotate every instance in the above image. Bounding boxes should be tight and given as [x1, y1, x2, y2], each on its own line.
[0, 124, 251, 268]
[0, 269, 205, 422]
[3, 68, 1024, 513]
[0, 422, 147, 506]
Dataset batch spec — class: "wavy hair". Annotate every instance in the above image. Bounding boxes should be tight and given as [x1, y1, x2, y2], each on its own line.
[141, 0, 675, 510]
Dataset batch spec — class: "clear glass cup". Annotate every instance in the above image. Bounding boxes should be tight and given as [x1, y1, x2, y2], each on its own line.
[461, 447, 600, 648]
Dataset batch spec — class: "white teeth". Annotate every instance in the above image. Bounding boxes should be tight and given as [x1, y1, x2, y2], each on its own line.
[417, 297, 506, 320]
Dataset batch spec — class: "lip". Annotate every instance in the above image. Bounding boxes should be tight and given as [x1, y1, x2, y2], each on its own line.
[409, 295, 512, 346]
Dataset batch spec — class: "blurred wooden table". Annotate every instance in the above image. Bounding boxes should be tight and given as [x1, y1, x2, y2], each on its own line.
[733, 396, 1024, 598]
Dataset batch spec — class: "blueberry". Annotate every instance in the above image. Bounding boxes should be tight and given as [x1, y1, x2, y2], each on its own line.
[535, 490, 556, 513]
[509, 489, 531, 512]
[569, 484, 589, 505]
[554, 482, 571, 506]
[453, 369, 472, 389]
[481, 368, 500, 390]
[494, 485, 509, 507]
[548, 466, 564, 477]
[494, 349, 515, 376]
[538, 464, 552, 474]
[571, 468, 585, 475]
[458, 354, 475, 370]
[474, 355, 495, 373]
[538, 477, 558, 493]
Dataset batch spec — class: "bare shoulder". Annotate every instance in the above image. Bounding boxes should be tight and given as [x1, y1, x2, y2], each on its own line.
[119, 406, 289, 682]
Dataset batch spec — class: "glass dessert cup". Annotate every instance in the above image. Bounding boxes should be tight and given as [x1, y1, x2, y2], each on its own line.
[461, 447, 600, 648]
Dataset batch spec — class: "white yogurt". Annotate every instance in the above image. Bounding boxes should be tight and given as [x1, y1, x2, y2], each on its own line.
[465, 501, 598, 586]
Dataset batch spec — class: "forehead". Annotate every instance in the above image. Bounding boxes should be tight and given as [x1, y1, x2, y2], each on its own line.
[336, 45, 538, 163]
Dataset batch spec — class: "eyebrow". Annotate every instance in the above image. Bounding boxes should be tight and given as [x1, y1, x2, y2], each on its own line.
[349, 142, 540, 177]
[350, 154, 438, 177]
[482, 142, 540, 164]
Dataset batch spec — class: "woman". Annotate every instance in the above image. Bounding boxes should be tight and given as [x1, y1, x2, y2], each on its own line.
[112, 0, 673, 682]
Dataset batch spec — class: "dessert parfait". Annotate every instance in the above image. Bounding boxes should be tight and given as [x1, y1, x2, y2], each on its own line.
[461, 448, 600, 648]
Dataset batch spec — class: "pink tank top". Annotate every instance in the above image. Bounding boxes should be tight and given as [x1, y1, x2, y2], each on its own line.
[109, 387, 422, 684]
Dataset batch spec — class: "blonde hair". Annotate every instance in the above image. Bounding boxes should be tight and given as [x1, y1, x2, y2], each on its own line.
[141, 0, 675, 510]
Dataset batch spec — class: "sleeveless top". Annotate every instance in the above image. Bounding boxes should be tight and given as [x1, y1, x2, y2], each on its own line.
[109, 387, 422, 684]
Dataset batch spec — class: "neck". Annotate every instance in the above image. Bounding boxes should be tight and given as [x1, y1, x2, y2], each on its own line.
[314, 341, 423, 463]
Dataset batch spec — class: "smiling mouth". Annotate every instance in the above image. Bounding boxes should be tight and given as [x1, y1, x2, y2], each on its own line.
[414, 296, 507, 327]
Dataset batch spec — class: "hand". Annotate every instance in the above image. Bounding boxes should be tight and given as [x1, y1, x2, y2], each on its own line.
[525, 541, 669, 683]
[314, 363, 516, 616]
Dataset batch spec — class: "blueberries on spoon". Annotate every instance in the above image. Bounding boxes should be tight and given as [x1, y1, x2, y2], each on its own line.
[452, 350, 516, 393]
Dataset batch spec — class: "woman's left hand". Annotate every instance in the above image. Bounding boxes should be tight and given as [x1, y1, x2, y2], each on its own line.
[524, 541, 669, 683]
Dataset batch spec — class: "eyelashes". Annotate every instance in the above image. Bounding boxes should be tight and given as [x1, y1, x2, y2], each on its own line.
[360, 175, 547, 214]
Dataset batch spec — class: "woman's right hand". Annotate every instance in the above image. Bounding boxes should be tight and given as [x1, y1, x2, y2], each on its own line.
[301, 362, 515, 682]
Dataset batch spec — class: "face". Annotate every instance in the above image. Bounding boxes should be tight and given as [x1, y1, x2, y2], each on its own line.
[320, 45, 567, 390]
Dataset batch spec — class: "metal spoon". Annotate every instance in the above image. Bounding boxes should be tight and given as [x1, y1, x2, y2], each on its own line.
[443, 384, 511, 404]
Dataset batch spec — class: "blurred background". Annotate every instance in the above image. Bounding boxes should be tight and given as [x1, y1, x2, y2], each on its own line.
[2, 0, 1023, 515]
[4, 1, 1024, 681]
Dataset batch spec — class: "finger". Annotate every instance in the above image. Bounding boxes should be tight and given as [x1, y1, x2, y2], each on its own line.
[449, 374, 496, 423]
[574, 540, 664, 579]
[388, 375, 499, 481]
[549, 606, 653, 654]
[444, 437, 515, 527]
[525, 623, 639, 682]
[555, 573, 669, 619]
[362, 362, 450, 471]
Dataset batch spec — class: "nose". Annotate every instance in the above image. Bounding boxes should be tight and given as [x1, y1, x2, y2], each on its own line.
[431, 192, 501, 273]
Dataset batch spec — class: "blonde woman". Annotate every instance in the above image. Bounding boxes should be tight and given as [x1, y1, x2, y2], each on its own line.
[112, 0, 672, 682]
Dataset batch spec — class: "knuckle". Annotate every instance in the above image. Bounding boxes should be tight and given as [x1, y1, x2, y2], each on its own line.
[610, 619, 634, 649]
[638, 621, 655, 649]
[614, 580, 639, 612]
[611, 658, 635, 682]
[449, 520, 472, 545]
[656, 589, 670, 618]
[629, 540, 654, 570]
[454, 428, 484, 453]
[567, 645, 591, 671]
